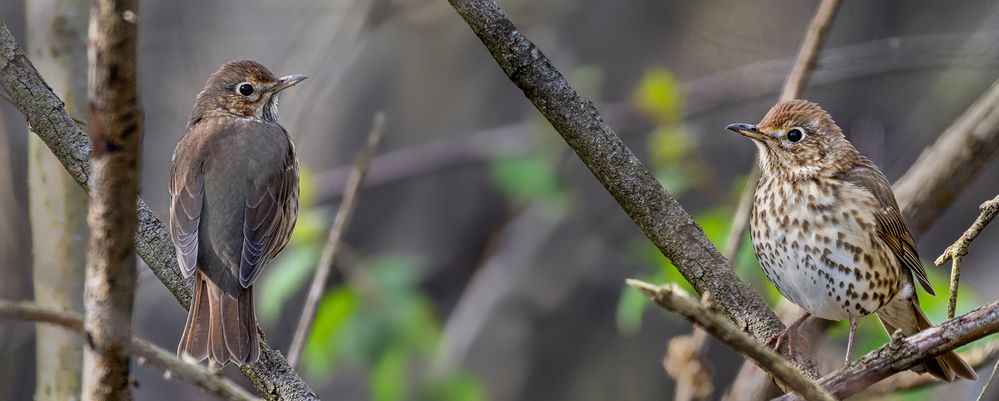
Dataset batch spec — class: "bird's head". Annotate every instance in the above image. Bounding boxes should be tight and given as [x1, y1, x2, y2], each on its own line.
[726, 99, 857, 180]
[189, 59, 307, 127]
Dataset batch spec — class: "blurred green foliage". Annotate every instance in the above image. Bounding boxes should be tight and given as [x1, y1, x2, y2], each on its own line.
[258, 169, 487, 400]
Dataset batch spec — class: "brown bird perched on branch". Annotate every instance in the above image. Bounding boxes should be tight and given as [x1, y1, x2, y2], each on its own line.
[727, 100, 976, 382]
[170, 60, 305, 366]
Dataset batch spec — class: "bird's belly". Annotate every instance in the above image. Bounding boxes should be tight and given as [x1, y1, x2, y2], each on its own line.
[751, 179, 897, 321]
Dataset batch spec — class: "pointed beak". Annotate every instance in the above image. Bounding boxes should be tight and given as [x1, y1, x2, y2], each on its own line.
[270, 74, 308, 92]
[726, 123, 773, 142]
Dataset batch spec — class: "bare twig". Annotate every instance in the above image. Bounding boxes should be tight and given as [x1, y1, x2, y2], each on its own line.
[83, 2, 142, 400]
[936, 194, 999, 319]
[446, 0, 822, 378]
[0, 300, 259, 401]
[286, 113, 386, 368]
[626, 280, 835, 401]
[772, 299, 999, 401]
[722, 0, 842, 262]
[862, 339, 999, 396]
[977, 358, 999, 401]
[665, 325, 712, 401]
[0, 23, 317, 400]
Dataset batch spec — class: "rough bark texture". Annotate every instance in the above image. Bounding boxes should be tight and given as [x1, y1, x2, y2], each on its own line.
[0, 301, 261, 401]
[444, 0, 821, 378]
[773, 299, 999, 401]
[26, 1, 89, 399]
[895, 76, 999, 237]
[0, 23, 317, 400]
[81, 1, 142, 400]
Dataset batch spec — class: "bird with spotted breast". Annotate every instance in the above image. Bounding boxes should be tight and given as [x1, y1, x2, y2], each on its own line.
[726, 99, 976, 382]
[170, 60, 306, 367]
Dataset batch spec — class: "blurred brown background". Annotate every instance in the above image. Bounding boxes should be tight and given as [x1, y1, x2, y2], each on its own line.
[2, 0, 999, 400]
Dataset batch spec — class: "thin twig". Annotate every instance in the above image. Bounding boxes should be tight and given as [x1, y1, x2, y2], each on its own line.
[286, 113, 386, 368]
[936, 194, 999, 319]
[772, 299, 999, 401]
[626, 280, 835, 401]
[0, 300, 259, 401]
[722, 0, 842, 263]
[862, 339, 999, 396]
[977, 358, 999, 401]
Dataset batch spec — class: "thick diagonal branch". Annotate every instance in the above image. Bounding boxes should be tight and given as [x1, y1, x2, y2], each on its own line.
[445, 0, 819, 378]
[0, 23, 317, 401]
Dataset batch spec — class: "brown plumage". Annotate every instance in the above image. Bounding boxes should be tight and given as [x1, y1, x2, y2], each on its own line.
[171, 60, 306, 366]
[727, 99, 976, 382]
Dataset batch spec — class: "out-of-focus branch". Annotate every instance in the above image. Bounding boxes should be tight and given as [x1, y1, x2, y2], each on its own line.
[0, 301, 259, 401]
[665, 327, 712, 401]
[895, 79, 999, 236]
[627, 280, 835, 401]
[0, 23, 317, 400]
[446, 0, 821, 378]
[722, 0, 842, 262]
[287, 113, 385, 368]
[83, 2, 142, 399]
[862, 339, 999, 396]
[936, 194, 999, 318]
[773, 299, 999, 401]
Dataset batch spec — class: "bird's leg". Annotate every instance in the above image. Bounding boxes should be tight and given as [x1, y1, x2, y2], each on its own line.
[844, 317, 858, 364]
[765, 312, 811, 358]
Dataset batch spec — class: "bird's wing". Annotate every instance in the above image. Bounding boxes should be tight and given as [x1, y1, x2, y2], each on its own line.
[239, 138, 299, 288]
[169, 147, 205, 278]
[839, 157, 934, 295]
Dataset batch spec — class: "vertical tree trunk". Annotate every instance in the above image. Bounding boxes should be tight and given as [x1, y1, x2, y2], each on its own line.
[26, 2, 89, 399]
[81, 0, 142, 400]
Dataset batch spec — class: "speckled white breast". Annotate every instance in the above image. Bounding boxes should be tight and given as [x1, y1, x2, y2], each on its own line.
[750, 176, 901, 321]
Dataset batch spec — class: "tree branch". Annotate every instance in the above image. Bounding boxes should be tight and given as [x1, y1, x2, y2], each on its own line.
[895, 78, 999, 237]
[627, 280, 835, 401]
[445, 0, 821, 378]
[0, 23, 317, 401]
[287, 113, 385, 368]
[863, 339, 999, 396]
[936, 194, 999, 318]
[83, 2, 142, 399]
[0, 300, 259, 401]
[772, 299, 999, 401]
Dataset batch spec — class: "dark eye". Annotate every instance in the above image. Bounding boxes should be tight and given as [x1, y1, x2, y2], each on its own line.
[237, 83, 254, 96]
[787, 128, 804, 142]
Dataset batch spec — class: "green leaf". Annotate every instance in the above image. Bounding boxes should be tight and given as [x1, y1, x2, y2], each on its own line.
[489, 155, 559, 202]
[304, 287, 358, 376]
[258, 244, 320, 324]
[616, 284, 648, 335]
[372, 346, 408, 401]
[634, 68, 683, 123]
[420, 373, 488, 401]
[648, 125, 693, 167]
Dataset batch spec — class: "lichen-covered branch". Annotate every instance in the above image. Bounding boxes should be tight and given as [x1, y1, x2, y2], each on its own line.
[0, 301, 260, 401]
[627, 280, 835, 401]
[936, 194, 999, 318]
[445, 0, 821, 378]
[773, 299, 999, 401]
[0, 23, 317, 401]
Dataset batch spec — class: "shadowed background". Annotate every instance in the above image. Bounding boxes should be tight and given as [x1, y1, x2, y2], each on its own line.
[2, 0, 999, 400]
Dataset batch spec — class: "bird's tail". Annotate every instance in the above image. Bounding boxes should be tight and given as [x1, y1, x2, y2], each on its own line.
[876, 296, 976, 382]
[178, 271, 259, 366]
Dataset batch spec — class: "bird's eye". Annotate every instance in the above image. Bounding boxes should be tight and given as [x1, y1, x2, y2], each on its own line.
[237, 83, 254, 96]
[786, 128, 804, 142]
